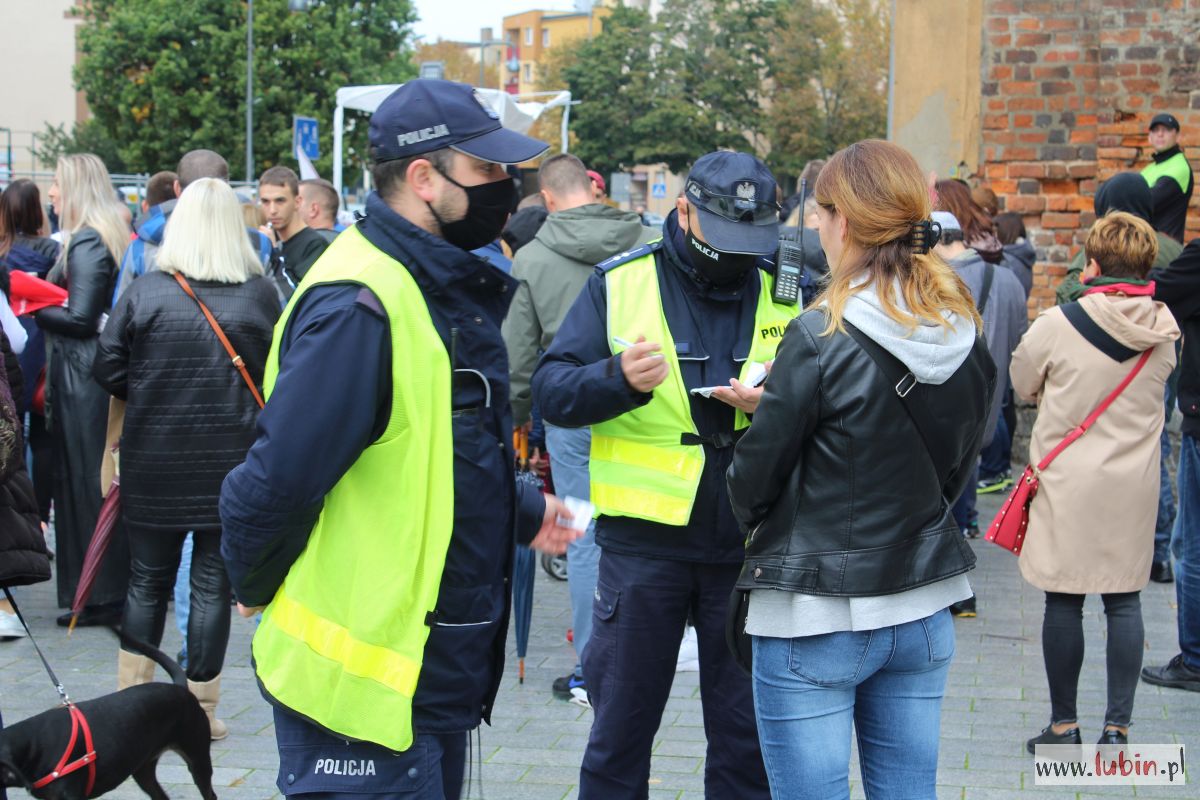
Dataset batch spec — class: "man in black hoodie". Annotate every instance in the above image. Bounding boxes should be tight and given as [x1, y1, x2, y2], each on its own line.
[1056, 173, 1185, 582]
[1141, 238, 1200, 691]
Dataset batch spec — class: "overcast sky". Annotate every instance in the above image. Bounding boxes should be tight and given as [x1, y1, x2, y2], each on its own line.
[411, 0, 580, 44]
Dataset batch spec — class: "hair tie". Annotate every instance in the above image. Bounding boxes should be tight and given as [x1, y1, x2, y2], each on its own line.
[907, 219, 941, 254]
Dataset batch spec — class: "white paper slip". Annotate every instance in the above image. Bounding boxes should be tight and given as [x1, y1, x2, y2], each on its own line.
[689, 362, 769, 398]
[744, 361, 769, 388]
[561, 496, 595, 532]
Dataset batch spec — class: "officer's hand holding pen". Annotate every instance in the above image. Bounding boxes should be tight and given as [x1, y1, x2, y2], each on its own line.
[617, 335, 668, 393]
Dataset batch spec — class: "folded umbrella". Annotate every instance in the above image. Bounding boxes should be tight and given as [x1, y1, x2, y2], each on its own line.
[68, 479, 120, 634]
[512, 427, 541, 684]
[9, 270, 68, 316]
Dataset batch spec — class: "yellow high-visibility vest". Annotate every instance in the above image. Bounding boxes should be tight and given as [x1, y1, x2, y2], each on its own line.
[251, 226, 454, 753]
[591, 253, 796, 526]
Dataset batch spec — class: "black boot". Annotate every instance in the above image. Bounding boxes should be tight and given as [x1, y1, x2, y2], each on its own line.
[1026, 725, 1081, 754]
[1141, 654, 1200, 692]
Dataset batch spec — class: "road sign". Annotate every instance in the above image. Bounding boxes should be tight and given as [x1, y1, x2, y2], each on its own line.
[651, 182, 667, 198]
[293, 116, 319, 161]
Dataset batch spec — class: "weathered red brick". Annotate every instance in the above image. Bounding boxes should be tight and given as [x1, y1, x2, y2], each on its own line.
[1006, 195, 1047, 213]
[1043, 212, 1080, 228]
[1007, 97, 1046, 111]
[1008, 162, 1047, 178]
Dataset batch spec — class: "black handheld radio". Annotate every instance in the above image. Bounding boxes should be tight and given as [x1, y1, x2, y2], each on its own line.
[772, 178, 806, 305]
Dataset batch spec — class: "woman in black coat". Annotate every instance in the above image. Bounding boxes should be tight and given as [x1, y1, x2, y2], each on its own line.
[93, 178, 280, 739]
[35, 154, 131, 623]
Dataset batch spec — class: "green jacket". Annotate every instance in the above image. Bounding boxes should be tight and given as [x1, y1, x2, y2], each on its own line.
[502, 203, 657, 425]
[1055, 232, 1183, 305]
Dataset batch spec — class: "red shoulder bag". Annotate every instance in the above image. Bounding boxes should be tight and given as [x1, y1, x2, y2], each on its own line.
[985, 349, 1151, 555]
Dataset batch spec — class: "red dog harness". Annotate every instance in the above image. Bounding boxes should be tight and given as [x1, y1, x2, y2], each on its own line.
[31, 703, 97, 796]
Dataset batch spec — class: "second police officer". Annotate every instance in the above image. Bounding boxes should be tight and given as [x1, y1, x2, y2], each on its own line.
[533, 151, 794, 799]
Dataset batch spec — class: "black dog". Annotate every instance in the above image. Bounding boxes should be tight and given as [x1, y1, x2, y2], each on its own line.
[0, 628, 215, 800]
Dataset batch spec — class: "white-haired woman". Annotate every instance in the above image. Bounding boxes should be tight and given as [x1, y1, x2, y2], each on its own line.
[93, 178, 279, 738]
[36, 154, 131, 624]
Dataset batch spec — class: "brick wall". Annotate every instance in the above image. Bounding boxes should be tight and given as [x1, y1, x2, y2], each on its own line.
[978, 0, 1200, 317]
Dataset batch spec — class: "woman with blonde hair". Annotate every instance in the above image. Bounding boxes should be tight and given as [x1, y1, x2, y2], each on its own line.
[94, 178, 278, 737]
[35, 154, 131, 625]
[726, 140, 995, 798]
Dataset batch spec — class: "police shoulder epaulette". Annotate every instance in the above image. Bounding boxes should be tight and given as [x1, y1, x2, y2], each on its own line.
[595, 239, 664, 274]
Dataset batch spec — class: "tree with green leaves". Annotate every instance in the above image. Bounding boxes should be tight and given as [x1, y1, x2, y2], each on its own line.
[767, 0, 890, 176]
[69, 0, 417, 185]
[559, 1, 777, 176]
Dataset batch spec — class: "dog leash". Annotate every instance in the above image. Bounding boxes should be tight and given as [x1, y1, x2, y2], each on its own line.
[2, 587, 70, 704]
[3, 587, 99, 794]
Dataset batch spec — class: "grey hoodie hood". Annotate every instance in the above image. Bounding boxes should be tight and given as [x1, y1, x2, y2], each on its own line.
[534, 203, 654, 265]
[841, 280, 977, 385]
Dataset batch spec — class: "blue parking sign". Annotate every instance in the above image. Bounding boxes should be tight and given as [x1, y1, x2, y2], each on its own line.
[293, 116, 319, 161]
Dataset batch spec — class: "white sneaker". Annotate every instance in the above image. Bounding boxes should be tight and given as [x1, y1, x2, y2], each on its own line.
[568, 686, 592, 708]
[0, 611, 26, 640]
[676, 626, 700, 672]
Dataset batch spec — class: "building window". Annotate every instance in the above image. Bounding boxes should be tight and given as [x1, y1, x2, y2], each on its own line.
[543, 29, 550, 47]
[525, 27, 533, 45]
[523, 63, 532, 82]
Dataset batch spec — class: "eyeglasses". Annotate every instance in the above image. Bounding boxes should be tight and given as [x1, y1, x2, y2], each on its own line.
[686, 181, 781, 225]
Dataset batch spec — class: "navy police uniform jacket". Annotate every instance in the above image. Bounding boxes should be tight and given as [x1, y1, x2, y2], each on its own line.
[220, 192, 546, 739]
[532, 209, 804, 564]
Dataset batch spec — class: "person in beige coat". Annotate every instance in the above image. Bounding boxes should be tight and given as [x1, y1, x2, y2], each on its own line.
[1011, 211, 1180, 753]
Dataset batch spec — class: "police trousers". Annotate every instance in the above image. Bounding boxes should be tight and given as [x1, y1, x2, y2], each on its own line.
[273, 707, 466, 800]
[579, 549, 770, 799]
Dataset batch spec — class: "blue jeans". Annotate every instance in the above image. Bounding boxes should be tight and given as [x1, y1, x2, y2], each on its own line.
[544, 423, 600, 678]
[979, 386, 1013, 479]
[751, 609, 955, 800]
[174, 533, 193, 662]
[1154, 386, 1177, 563]
[1174, 433, 1200, 669]
[951, 466, 978, 531]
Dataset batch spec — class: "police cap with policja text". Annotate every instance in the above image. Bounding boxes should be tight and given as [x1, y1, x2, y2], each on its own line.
[369, 79, 549, 165]
[685, 151, 781, 255]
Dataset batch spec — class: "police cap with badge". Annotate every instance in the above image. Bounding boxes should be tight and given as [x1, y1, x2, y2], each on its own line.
[369, 79, 548, 165]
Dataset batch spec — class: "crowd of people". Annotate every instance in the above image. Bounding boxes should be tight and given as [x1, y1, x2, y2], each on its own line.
[0, 80, 1196, 800]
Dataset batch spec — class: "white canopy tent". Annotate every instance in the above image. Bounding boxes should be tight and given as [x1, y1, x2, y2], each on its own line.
[332, 85, 573, 195]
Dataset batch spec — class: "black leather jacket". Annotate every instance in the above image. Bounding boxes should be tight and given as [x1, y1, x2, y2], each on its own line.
[36, 228, 115, 338]
[727, 310, 996, 597]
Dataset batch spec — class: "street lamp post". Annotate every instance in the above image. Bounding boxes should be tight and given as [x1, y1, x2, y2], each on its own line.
[246, 0, 254, 183]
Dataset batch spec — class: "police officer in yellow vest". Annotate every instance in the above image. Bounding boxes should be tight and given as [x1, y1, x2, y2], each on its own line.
[533, 152, 792, 799]
[219, 80, 579, 800]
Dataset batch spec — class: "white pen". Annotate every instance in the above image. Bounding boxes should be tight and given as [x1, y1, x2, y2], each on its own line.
[612, 336, 663, 357]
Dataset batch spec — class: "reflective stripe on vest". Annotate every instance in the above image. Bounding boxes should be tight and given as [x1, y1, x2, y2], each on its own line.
[590, 254, 796, 526]
[252, 226, 454, 753]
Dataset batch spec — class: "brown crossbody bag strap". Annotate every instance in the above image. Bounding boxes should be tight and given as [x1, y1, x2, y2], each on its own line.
[174, 272, 265, 409]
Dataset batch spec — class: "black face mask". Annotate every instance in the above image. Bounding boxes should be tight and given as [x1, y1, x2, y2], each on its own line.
[429, 170, 517, 251]
[685, 228, 758, 286]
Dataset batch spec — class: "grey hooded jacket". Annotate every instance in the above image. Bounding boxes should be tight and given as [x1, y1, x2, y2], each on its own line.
[950, 249, 1029, 444]
[502, 203, 656, 425]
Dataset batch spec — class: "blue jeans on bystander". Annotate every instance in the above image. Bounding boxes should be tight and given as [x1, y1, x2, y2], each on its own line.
[1174, 433, 1200, 668]
[751, 608, 955, 800]
[544, 423, 600, 680]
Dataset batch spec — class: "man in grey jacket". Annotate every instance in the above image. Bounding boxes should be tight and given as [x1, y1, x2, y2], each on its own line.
[502, 153, 655, 703]
[934, 211, 1027, 614]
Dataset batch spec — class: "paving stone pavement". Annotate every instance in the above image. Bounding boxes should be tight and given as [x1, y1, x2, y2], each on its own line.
[2, 491, 1197, 799]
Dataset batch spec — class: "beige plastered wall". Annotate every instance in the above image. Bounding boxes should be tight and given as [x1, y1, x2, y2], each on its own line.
[889, 0, 984, 179]
[0, 0, 83, 176]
